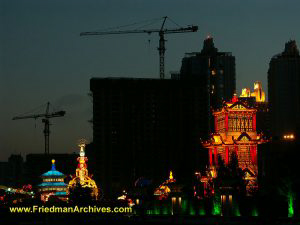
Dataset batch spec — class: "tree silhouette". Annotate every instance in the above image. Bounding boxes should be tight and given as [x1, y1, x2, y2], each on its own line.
[214, 153, 245, 193]
[68, 182, 95, 205]
[228, 152, 246, 196]
[211, 153, 247, 216]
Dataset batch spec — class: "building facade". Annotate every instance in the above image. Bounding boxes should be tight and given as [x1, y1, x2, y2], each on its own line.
[0, 154, 24, 187]
[90, 78, 209, 197]
[268, 40, 300, 138]
[180, 36, 236, 110]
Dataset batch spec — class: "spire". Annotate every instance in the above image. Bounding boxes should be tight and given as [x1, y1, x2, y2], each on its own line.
[201, 36, 218, 55]
[169, 171, 173, 180]
[51, 159, 56, 170]
[283, 40, 299, 56]
[79, 143, 85, 157]
[78, 139, 87, 157]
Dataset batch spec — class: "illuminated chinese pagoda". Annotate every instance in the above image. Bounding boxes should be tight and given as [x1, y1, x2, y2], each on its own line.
[38, 159, 67, 202]
[67, 140, 99, 199]
[202, 95, 267, 191]
[154, 171, 182, 200]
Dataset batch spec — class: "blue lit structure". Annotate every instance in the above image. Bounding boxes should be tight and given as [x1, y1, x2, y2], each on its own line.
[38, 159, 67, 202]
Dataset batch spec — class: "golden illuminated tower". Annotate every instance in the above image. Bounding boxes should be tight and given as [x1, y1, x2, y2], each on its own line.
[67, 140, 99, 199]
[251, 81, 265, 102]
[240, 88, 251, 98]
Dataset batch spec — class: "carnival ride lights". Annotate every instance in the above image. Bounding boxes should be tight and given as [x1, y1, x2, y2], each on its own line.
[67, 140, 98, 199]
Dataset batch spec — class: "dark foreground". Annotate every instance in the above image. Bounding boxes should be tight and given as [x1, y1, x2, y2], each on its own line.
[1, 214, 300, 225]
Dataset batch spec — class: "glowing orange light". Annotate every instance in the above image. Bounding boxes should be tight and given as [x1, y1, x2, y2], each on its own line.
[283, 133, 295, 140]
[213, 135, 222, 144]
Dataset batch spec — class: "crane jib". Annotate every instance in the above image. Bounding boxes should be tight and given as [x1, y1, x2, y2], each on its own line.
[80, 26, 198, 36]
[80, 18, 198, 79]
[12, 103, 66, 154]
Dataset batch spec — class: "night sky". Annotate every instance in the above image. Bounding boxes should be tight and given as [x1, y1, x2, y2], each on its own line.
[1, 0, 299, 161]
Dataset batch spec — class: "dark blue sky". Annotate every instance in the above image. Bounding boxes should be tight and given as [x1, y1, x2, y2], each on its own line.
[1, 0, 299, 160]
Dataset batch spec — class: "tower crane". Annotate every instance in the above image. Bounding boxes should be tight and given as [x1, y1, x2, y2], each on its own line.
[12, 102, 66, 155]
[80, 16, 198, 79]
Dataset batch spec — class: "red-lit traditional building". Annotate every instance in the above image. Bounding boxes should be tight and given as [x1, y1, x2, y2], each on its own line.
[202, 95, 267, 191]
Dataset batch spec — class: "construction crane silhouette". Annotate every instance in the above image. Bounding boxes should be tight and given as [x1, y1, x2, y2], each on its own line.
[80, 16, 198, 79]
[12, 102, 66, 155]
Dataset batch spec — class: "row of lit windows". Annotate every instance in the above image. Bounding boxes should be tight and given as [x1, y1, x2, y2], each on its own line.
[237, 146, 252, 165]
[228, 116, 253, 132]
[211, 146, 256, 166]
[217, 115, 225, 132]
[43, 178, 64, 182]
[41, 187, 66, 192]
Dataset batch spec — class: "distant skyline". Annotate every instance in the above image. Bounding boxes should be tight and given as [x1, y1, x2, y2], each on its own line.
[1, 0, 300, 160]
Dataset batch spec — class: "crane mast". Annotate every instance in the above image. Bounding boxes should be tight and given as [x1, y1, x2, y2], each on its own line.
[12, 102, 66, 154]
[80, 16, 198, 79]
[158, 17, 167, 79]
